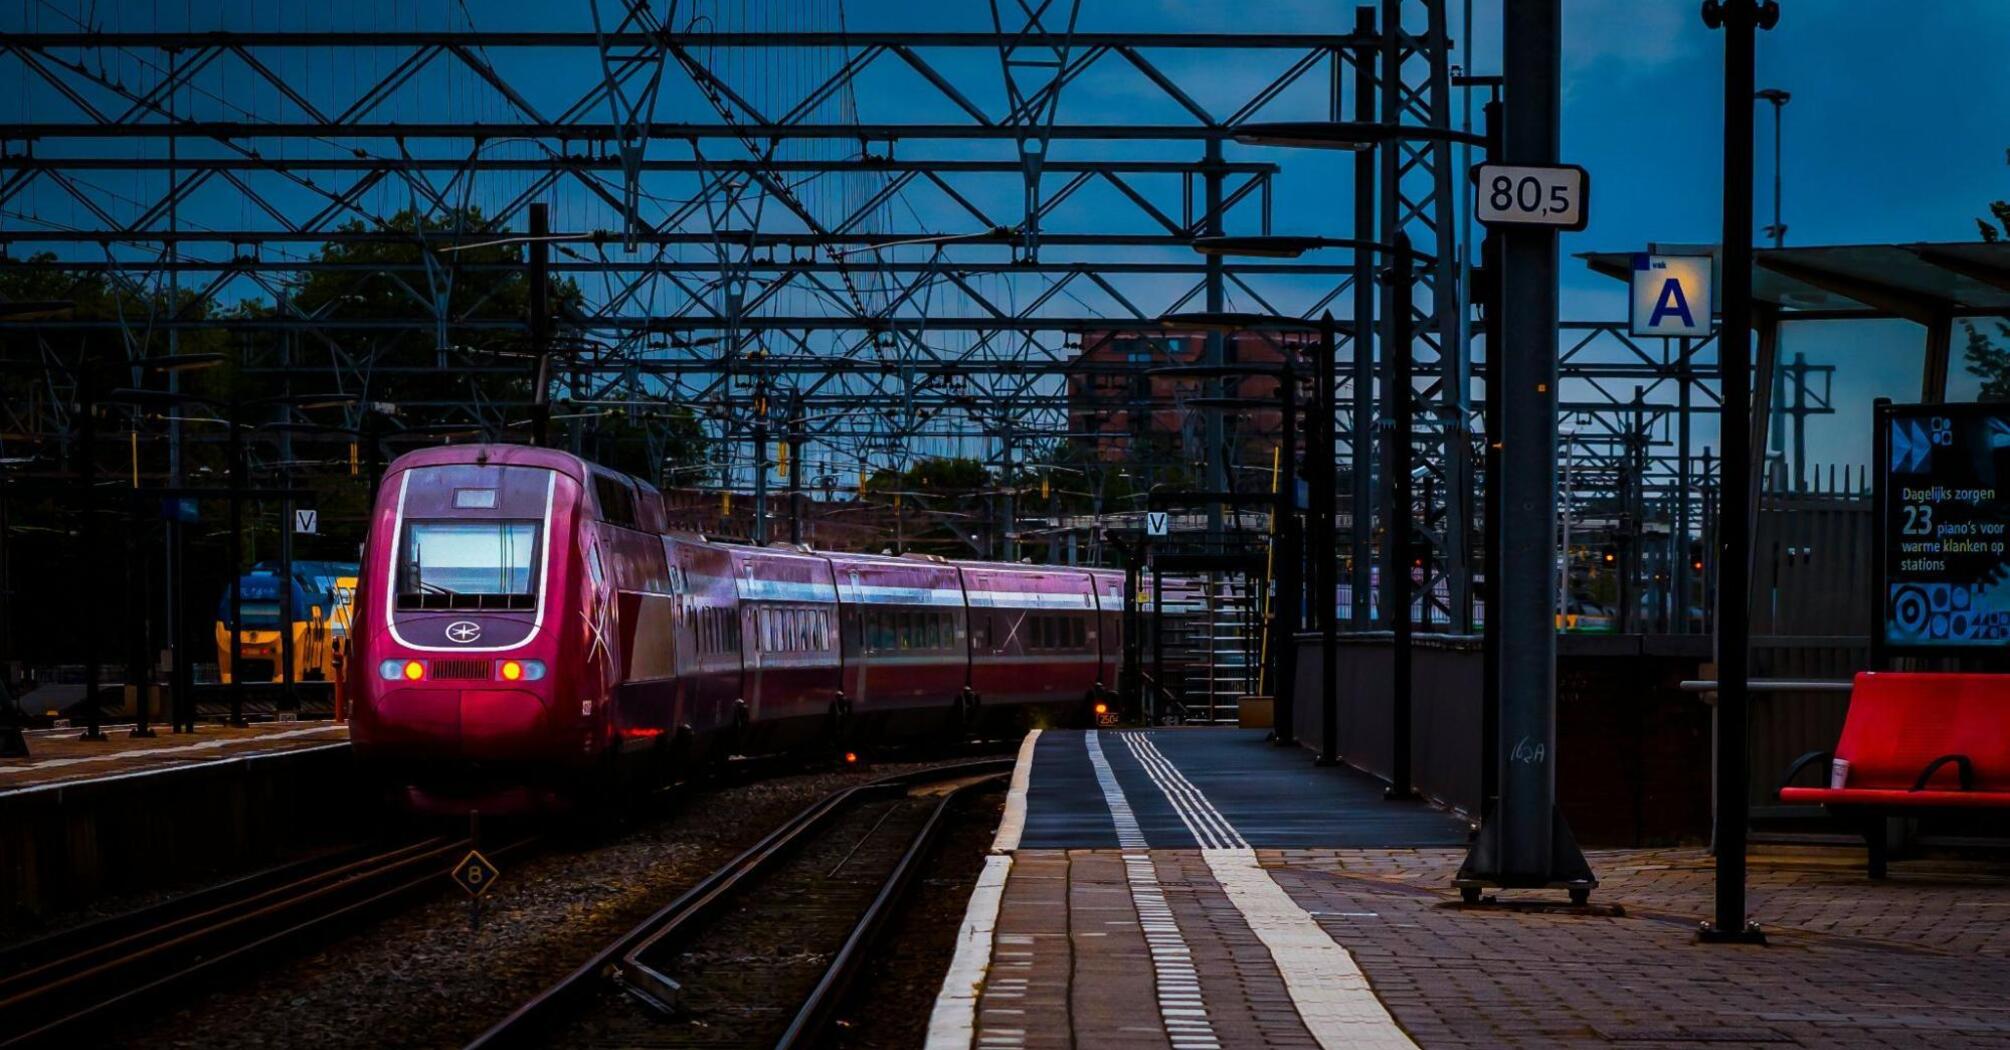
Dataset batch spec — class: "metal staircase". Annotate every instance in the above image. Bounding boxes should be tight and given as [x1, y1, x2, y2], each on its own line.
[1193, 574, 1260, 723]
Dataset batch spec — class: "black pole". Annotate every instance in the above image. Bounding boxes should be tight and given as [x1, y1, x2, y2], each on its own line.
[278, 325, 297, 715]
[126, 496, 154, 738]
[170, 509, 193, 733]
[1456, 0, 1594, 903]
[1349, 4, 1376, 631]
[227, 392, 246, 727]
[1152, 563, 1165, 718]
[752, 383, 770, 546]
[1385, 235, 1415, 799]
[78, 366, 106, 742]
[528, 202, 552, 448]
[788, 393, 805, 546]
[1870, 399, 1890, 671]
[1272, 348, 1299, 746]
[1699, 0, 1776, 944]
[1317, 312, 1342, 766]
[1479, 100, 1504, 817]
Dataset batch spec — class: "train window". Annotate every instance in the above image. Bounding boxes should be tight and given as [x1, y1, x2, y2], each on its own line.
[593, 474, 638, 528]
[398, 521, 539, 609]
[971, 616, 987, 650]
[1073, 618, 1087, 649]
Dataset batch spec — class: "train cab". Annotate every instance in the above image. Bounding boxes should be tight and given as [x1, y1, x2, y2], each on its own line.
[960, 562, 1102, 729]
[349, 445, 598, 810]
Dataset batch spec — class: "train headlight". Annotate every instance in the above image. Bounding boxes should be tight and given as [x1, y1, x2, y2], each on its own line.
[379, 659, 420, 680]
[500, 660, 545, 682]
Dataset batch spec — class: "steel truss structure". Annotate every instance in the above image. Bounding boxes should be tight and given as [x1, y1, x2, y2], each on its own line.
[0, 1, 1754, 603]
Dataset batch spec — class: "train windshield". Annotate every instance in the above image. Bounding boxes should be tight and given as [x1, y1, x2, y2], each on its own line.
[398, 521, 540, 610]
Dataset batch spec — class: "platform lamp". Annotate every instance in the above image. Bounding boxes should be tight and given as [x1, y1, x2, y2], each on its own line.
[1700, 0, 1781, 946]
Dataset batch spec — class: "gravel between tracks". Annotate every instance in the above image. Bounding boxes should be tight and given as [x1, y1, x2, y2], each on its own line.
[93, 757, 1000, 1050]
[833, 788, 1004, 1050]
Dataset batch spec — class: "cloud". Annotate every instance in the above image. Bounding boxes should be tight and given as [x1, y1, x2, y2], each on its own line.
[1562, 0, 1703, 73]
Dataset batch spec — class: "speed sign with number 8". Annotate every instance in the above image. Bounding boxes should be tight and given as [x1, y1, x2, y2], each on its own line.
[1472, 164, 1590, 232]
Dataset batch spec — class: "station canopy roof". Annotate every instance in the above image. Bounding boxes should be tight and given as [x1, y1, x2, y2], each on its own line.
[1579, 241, 2010, 323]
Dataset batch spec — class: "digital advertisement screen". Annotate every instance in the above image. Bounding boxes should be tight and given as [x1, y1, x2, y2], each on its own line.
[1880, 402, 2010, 651]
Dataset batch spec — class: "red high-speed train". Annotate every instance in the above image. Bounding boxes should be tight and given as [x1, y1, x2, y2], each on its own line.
[346, 445, 1123, 812]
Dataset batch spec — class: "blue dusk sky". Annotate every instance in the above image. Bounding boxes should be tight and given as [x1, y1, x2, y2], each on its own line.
[8, 0, 2009, 475]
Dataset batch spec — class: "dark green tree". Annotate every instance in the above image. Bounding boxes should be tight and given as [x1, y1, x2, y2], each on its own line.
[1962, 192, 2010, 400]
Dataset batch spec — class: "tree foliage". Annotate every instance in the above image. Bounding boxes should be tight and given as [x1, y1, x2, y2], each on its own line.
[1964, 188, 2010, 400]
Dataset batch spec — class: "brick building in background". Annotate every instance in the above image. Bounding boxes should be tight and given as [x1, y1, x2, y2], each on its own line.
[1065, 329, 1314, 482]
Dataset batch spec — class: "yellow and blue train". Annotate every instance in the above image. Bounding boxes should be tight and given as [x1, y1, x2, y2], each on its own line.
[215, 561, 359, 685]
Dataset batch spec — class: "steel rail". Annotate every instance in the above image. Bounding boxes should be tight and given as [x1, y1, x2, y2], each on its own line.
[464, 758, 1012, 1050]
[0, 833, 540, 1048]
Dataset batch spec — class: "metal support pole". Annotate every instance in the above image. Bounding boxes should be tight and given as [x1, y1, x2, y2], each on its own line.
[278, 317, 297, 715]
[1479, 101, 1503, 806]
[752, 388, 769, 546]
[1273, 350, 1300, 746]
[1457, 0, 1594, 901]
[788, 394, 804, 546]
[1203, 139, 1227, 534]
[1790, 353, 1808, 493]
[1870, 398, 1890, 671]
[1002, 437, 1016, 561]
[228, 392, 246, 726]
[1318, 313, 1342, 766]
[1350, 5, 1377, 631]
[126, 500, 154, 738]
[1699, 0, 1775, 944]
[528, 202, 552, 447]
[1384, 236, 1415, 799]
[79, 366, 105, 742]
[164, 46, 188, 735]
[1676, 340, 1694, 632]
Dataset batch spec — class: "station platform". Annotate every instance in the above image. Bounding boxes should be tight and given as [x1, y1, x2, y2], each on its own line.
[929, 728, 2010, 1050]
[0, 720, 349, 794]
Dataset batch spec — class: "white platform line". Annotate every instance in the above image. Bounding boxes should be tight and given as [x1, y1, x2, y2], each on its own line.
[1113, 733, 1416, 1050]
[990, 728, 1042, 854]
[1121, 733, 1246, 849]
[1203, 849, 1417, 1050]
[924, 853, 1014, 1050]
[1087, 731, 1223, 1049]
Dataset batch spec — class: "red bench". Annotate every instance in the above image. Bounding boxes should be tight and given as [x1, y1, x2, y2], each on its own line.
[1776, 671, 2010, 878]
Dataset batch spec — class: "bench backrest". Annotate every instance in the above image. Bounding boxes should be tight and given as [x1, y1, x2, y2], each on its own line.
[1836, 672, 2010, 791]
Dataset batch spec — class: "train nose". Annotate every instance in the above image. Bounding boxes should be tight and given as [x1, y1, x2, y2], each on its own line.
[357, 686, 554, 762]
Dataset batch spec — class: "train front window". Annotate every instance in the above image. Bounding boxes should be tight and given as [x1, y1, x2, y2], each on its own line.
[398, 521, 539, 610]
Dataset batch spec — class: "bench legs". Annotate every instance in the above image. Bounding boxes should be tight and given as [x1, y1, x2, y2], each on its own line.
[1863, 817, 1889, 880]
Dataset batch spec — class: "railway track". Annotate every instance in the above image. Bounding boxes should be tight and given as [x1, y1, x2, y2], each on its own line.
[466, 758, 1013, 1050]
[0, 833, 539, 1048]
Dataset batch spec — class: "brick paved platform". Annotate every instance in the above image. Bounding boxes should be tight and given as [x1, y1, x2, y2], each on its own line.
[0, 721, 348, 792]
[930, 729, 2010, 1050]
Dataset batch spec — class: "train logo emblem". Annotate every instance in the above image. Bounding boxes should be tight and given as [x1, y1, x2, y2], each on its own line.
[445, 621, 482, 644]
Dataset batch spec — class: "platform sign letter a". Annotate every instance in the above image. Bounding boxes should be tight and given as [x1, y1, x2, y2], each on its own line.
[1650, 278, 1693, 329]
[1628, 253, 1713, 338]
